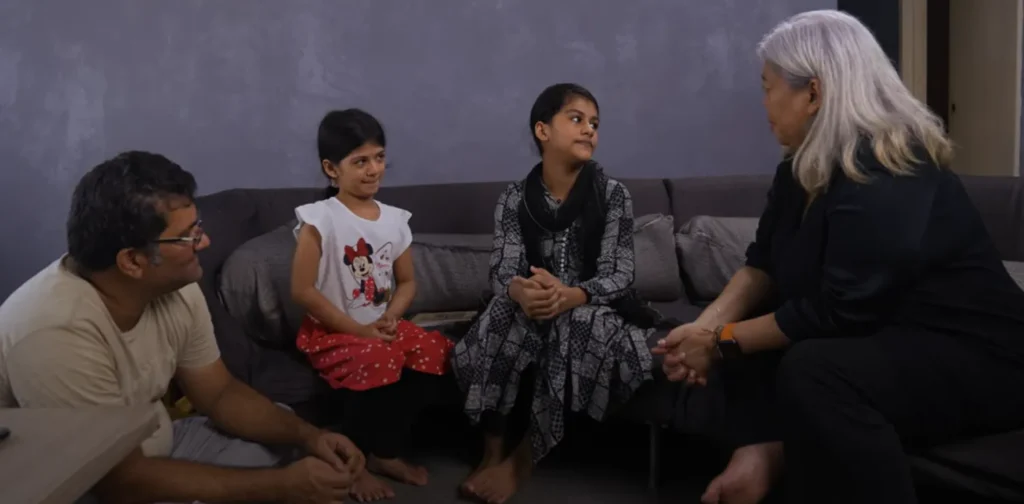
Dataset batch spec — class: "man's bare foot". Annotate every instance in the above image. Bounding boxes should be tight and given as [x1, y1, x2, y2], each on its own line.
[461, 433, 505, 497]
[368, 455, 429, 486]
[701, 442, 784, 504]
[350, 471, 395, 502]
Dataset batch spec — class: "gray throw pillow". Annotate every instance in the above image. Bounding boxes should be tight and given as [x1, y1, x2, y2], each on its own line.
[408, 234, 494, 314]
[675, 216, 760, 302]
[407, 214, 682, 313]
[217, 222, 303, 348]
[633, 213, 683, 302]
[1004, 261, 1024, 291]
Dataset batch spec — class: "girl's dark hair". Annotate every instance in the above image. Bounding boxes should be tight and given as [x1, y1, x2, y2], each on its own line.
[528, 83, 599, 154]
[317, 108, 386, 197]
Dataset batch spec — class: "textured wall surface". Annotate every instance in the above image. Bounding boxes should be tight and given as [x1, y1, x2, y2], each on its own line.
[0, 0, 832, 299]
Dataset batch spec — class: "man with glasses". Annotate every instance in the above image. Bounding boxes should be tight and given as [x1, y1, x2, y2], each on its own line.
[0, 151, 362, 503]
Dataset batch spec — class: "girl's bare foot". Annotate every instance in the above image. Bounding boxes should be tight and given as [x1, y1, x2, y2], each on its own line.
[467, 436, 532, 504]
[368, 455, 429, 486]
[701, 442, 783, 504]
[461, 433, 504, 497]
[350, 471, 395, 502]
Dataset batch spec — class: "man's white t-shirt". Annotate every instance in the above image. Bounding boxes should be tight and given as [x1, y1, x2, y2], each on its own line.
[0, 258, 221, 457]
[294, 198, 413, 325]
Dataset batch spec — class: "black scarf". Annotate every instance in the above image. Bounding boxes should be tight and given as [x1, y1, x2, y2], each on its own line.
[518, 161, 606, 281]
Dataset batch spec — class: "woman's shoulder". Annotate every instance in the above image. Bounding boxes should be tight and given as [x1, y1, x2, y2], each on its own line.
[828, 141, 947, 198]
[296, 197, 333, 212]
[587, 162, 627, 197]
[294, 198, 336, 224]
[374, 200, 412, 223]
[603, 176, 628, 195]
[499, 180, 525, 203]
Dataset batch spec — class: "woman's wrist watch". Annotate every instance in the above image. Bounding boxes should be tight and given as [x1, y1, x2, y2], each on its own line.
[714, 323, 743, 360]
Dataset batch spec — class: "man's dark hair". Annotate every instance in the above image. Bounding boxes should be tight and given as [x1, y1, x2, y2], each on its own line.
[67, 151, 197, 272]
[318, 109, 386, 197]
[529, 83, 600, 154]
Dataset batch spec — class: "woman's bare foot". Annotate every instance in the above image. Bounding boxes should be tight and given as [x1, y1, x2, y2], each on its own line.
[466, 436, 532, 504]
[461, 433, 504, 497]
[368, 455, 429, 486]
[350, 471, 395, 502]
[701, 442, 784, 504]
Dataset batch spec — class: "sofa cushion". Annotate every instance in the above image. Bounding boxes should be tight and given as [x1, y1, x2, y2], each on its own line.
[633, 214, 682, 302]
[408, 234, 494, 315]
[676, 216, 759, 302]
[1003, 261, 1024, 291]
[217, 222, 303, 349]
[408, 213, 681, 314]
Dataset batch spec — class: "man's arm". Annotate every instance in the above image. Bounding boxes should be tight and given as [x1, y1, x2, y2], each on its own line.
[175, 358, 319, 447]
[93, 450, 288, 504]
[6, 330, 294, 504]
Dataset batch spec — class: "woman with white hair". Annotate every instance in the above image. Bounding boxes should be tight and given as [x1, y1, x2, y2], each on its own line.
[654, 9, 1024, 503]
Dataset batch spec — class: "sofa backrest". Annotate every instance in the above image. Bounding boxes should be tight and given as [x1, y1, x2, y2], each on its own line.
[195, 178, 674, 280]
[196, 172, 1024, 292]
[958, 175, 1024, 262]
[666, 173, 1024, 262]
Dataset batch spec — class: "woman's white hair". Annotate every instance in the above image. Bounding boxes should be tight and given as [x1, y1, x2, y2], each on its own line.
[757, 9, 952, 193]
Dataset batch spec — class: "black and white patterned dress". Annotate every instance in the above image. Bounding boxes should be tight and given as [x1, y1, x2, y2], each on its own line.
[450, 176, 654, 461]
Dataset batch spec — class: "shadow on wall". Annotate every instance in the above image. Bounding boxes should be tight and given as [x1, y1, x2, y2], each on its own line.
[0, 0, 834, 299]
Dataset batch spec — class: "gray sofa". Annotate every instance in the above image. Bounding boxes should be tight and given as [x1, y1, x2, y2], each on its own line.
[195, 174, 1024, 500]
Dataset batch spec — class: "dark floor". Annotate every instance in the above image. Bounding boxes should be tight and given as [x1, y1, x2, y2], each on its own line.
[384, 407, 735, 503]
[363, 406, 996, 503]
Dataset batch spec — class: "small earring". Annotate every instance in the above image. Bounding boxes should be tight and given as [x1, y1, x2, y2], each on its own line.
[329, 179, 338, 187]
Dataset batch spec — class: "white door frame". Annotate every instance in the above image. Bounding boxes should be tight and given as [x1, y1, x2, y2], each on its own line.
[900, 0, 928, 103]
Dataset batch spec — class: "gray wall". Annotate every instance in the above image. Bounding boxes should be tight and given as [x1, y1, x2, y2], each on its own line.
[0, 0, 832, 299]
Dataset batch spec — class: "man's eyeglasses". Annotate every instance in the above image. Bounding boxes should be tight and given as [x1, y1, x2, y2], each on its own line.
[152, 220, 206, 250]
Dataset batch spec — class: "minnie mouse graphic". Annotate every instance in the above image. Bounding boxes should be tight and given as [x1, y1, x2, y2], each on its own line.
[343, 238, 391, 307]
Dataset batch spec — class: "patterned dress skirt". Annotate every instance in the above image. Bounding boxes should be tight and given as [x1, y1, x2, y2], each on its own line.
[451, 294, 653, 461]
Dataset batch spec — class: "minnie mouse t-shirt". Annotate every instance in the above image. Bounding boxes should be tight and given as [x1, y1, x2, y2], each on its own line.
[294, 198, 413, 326]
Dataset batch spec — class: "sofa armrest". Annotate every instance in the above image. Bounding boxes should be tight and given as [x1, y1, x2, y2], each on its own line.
[199, 278, 253, 384]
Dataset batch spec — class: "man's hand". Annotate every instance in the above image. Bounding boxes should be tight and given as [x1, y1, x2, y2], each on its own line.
[280, 456, 353, 504]
[652, 323, 717, 386]
[304, 430, 366, 476]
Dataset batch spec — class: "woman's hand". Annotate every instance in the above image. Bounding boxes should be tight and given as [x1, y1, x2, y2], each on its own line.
[526, 267, 589, 320]
[652, 323, 718, 386]
[358, 320, 395, 342]
[510, 276, 565, 320]
[374, 314, 398, 336]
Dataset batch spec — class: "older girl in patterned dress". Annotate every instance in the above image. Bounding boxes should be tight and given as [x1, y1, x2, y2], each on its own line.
[452, 84, 659, 504]
[292, 109, 454, 502]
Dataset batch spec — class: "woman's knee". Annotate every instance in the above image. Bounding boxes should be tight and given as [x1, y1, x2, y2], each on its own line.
[776, 339, 853, 408]
[357, 344, 406, 371]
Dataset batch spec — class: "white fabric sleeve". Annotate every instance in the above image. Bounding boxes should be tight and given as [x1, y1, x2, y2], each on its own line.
[294, 201, 330, 242]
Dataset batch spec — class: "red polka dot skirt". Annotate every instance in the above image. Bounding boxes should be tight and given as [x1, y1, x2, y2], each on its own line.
[296, 316, 455, 391]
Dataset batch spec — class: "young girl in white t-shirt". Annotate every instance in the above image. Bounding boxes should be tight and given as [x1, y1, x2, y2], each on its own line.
[291, 108, 454, 502]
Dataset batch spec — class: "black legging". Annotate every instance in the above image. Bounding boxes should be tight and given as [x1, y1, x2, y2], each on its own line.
[480, 366, 538, 450]
[340, 369, 440, 459]
[725, 326, 1024, 503]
